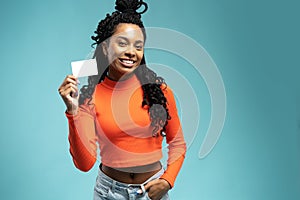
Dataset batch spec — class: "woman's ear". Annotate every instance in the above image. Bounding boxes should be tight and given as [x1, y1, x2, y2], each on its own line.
[102, 41, 108, 57]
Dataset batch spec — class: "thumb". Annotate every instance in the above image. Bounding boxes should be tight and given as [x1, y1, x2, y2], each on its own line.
[144, 179, 159, 191]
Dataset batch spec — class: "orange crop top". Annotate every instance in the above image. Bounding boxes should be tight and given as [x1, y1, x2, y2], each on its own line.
[65, 73, 186, 188]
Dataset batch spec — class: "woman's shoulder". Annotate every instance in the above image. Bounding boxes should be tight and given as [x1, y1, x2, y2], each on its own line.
[160, 83, 177, 105]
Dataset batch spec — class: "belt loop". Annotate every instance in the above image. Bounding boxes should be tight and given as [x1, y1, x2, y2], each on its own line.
[141, 184, 146, 194]
[111, 180, 116, 193]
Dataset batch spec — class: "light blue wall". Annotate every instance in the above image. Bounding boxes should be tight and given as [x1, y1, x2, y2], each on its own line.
[0, 0, 299, 199]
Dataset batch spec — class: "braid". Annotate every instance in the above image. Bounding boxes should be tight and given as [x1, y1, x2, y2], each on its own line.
[80, 0, 170, 137]
[91, 0, 146, 47]
[135, 61, 171, 137]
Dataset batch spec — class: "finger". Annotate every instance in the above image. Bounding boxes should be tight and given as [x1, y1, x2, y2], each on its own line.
[61, 86, 78, 100]
[60, 82, 78, 94]
[159, 178, 171, 190]
[67, 89, 79, 101]
[61, 87, 75, 99]
[66, 74, 77, 80]
[67, 82, 79, 91]
[63, 77, 79, 88]
[144, 179, 159, 191]
[67, 75, 81, 86]
[70, 90, 79, 98]
[66, 77, 78, 86]
[59, 86, 78, 100]
[59, 75, 75, 87]
[59, 75, 79, 89]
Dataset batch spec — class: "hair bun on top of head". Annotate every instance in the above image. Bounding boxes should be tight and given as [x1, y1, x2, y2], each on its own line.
[115, 0, 148, 14]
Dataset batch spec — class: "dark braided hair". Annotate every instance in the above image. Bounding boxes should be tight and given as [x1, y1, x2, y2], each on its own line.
[79, 0, 170, 137]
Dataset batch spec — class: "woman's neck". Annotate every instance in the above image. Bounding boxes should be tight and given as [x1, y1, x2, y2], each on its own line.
[107, 68, 135, 81]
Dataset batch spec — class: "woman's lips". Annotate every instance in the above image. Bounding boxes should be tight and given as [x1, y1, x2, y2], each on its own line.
[119, 58, 136, 68]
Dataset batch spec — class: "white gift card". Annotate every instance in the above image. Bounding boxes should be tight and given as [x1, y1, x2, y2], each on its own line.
[71, 59, 98, 77]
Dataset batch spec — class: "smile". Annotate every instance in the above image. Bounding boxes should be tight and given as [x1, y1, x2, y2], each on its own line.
[119, 58, 136, 67]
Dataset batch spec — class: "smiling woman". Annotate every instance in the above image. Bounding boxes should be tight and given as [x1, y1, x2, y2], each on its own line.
[58, 0, 186, 199]
[103, 23, 145, 81]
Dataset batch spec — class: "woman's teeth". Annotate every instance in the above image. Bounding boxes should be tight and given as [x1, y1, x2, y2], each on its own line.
[121, 59, 134, 64]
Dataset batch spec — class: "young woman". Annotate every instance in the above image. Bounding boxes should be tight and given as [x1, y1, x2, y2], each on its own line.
[58, 0, 186, 199]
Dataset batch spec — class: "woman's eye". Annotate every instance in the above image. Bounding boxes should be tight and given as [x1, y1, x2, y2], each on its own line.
[118, 41, 127, 47]
[135, 45, 143, 50]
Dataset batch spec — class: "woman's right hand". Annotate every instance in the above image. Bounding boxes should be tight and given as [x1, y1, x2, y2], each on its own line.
[58, 75, 80, 115]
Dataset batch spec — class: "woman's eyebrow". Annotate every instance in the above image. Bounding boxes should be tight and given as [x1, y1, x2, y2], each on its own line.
[116, 36, 144, 43]
[135, 40, 144, 44]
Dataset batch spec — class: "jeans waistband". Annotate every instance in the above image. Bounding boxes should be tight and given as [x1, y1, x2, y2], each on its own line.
[97, 163, 164, 193]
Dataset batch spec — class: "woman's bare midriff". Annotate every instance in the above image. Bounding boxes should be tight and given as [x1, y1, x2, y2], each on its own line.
[101, 161, 162, 184]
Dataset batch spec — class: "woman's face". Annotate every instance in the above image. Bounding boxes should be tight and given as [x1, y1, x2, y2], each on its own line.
[103, 23, 144, 80]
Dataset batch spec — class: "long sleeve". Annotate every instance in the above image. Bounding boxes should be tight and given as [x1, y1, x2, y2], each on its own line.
[65, 102, 98, 172]
[160, 86, 187, 188]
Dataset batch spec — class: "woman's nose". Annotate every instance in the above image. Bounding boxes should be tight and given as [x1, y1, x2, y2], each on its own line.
[124, 45, 135, 57]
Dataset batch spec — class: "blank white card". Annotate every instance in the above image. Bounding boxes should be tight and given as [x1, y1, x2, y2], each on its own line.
[71, 59, 98, 78]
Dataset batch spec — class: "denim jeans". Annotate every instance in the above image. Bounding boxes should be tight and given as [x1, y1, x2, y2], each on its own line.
[94, 164, 170, 200]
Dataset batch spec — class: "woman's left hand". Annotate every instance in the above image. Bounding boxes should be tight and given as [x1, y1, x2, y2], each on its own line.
[144, 178, 170, 200]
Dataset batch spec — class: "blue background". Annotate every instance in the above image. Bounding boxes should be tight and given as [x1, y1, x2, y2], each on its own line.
[0, 0, 299, 199]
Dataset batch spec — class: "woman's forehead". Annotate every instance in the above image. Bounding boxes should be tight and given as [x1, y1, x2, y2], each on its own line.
[112, 23, 144, 40]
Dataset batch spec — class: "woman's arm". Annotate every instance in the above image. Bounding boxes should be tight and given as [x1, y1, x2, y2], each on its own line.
[144, 86, 186, 199]
[159, 86, 187, 188]
[59, 75, 98, 172]
[66, 103, 98, 172]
